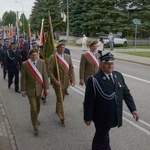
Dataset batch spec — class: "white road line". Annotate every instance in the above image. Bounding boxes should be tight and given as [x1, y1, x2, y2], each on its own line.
[71, 87, 84, 95]
[71, 86, 150, 136]
[75, 85, 85, 92]
[72, 59, 80, 63]
[123, 111, 150, 128]
[73, 64, 150, 84]
[122, 73, 150, 84]
[123, 117, 150, 136]
[74, 65, 79, 68]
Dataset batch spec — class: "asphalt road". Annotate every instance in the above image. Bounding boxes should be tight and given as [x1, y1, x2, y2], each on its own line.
[0, 49, 150, 150]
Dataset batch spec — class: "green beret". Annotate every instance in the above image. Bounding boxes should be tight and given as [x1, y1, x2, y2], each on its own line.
[89, 41, 98, 47]
[56, 42, 66, 48]
[29, 49, 39, 55]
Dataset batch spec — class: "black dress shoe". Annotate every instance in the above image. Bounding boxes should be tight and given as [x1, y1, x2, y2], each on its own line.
[15, 90, 21, 93]
[8, 81, 13, 89]
[65, 90, 69, 95]
[34, 129, 39, 135]
[41, 98, 46, 103]
[8, 85, 11, 89]
[60, 119, 67, 125]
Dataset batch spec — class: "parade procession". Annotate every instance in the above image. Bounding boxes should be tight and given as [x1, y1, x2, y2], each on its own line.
[0, 0, 150, 150]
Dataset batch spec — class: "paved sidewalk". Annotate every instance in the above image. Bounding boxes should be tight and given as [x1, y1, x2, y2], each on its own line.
[0, 95, 17, 150]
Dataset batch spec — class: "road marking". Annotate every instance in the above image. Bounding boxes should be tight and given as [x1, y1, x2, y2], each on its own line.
[123, 111, 150, 128]
[73, 64, 150, 84]
[75, 85, 85, 92]
[72, 59, 80, 63]
[122, 73, 150, 84]
[71, 86, 150, 136]
[71, 87, 84, 96]
[123, 117, 150, 136]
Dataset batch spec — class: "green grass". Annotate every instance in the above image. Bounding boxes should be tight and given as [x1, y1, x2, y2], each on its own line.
[119, 52, 150, 58]
[104, 45, 150, 49]
[127, 45, 150, 49]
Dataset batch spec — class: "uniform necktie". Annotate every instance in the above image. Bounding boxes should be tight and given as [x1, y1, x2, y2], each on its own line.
[33, 61, 36, 66]
[109, 74, 114, 84]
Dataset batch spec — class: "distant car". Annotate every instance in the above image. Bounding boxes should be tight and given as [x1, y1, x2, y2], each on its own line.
[100, 34, 128, 47]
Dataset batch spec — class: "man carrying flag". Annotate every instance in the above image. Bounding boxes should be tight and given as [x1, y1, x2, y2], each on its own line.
[20, 49, 49, 135]
[47, 42, 75, 124]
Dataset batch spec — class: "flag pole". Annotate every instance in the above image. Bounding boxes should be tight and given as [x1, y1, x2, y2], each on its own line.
[28, 22, 31, 50]
[40, 18, 45, 45]
[48, 11, 66, 122]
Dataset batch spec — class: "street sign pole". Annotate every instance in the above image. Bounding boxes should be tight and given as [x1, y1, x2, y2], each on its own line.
[132, 19, 141, 51]
[134, 24, 137, 51]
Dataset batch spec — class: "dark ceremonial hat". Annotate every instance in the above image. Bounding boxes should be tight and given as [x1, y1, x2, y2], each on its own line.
[11, 42, 17, 45]
[100, 52, 115, 62]
[19, 36, 24, 40]
[4, 38, 9, 41]
[89, 41, 98, 47]
[56, 42, 66, 48]
[29, 49, 38, 55]
[39, 45, 44, 49]
[31, 41, 37, 46]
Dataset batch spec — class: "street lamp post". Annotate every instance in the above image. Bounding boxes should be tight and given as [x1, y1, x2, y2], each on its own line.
[66, 0, 69, 42]
[15, 1, 25, 38]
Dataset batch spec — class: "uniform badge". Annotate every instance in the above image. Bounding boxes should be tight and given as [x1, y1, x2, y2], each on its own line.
[103, 76, 106, 80]
[118, 82, 122, 87]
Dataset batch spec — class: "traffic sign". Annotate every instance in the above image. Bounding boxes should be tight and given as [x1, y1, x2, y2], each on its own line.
[132, 19, 141, 25]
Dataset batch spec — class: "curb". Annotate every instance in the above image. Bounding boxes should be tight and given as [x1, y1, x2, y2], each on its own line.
[115, 58, 150, 66]
[0, 94, 18, 150]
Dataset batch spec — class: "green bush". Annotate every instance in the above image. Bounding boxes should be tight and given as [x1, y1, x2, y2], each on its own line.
[125, 36, 134, 39]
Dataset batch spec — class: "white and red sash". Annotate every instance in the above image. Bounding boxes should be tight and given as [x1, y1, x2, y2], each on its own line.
[26, 59, 46, 95]
[86, 51, 99, 69]
[56, 53, 69, 71]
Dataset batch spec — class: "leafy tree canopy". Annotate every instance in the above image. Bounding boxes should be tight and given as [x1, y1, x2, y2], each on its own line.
[30, 0, 150, 37]
[2, 11, 16, 26]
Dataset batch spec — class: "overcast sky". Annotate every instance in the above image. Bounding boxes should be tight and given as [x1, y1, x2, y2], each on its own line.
[0, 0, 35, 19]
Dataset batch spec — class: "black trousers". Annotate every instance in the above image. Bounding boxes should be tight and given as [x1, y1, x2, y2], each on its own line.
[92, 122, 111, 150]
[8, 71, 19, 91]
[3, 65, 6, 79]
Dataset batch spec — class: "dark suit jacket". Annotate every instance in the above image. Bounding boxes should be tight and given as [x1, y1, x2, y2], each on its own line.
[0, 45, 10, 64]
[84, 70, 137, 128]
[5, 49, 21, 72]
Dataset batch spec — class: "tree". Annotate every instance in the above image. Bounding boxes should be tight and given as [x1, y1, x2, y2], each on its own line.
[67, 0, 130, 36]
[30, 0, 64, 34]
[30, 0, 150, 37]
[2, 11, 16, 26]
[0, 19, 2, 26]
[19, 13, 28, 34]
[129, 0, 150, 36]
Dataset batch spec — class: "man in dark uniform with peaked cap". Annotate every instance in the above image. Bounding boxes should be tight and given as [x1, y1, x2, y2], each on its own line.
[84, 52, 139, 150]
[0, 38, 11, 79]
[5, 42, 22, 93]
